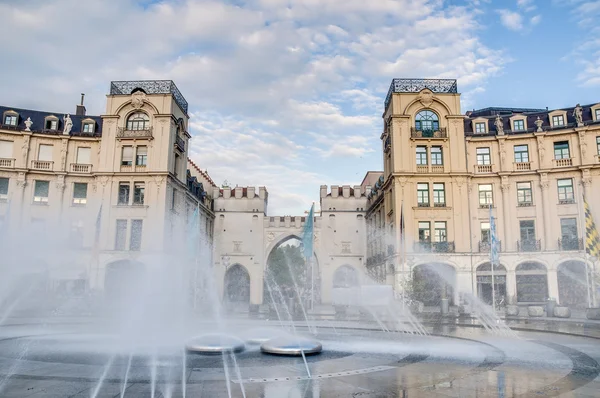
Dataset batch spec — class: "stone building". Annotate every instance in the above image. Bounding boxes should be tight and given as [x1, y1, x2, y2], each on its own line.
[367, 78, 600, 309]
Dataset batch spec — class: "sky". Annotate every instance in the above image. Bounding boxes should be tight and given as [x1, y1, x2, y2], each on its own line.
[1, 0, 599, 216]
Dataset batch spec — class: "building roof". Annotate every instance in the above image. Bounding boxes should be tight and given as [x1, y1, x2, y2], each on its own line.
[385, 78, 458, 110]
[467, 107, 547, 117]
[110, 80, 188, 114]
[187, 158, 217, 188]
[0, 105, 102, 137]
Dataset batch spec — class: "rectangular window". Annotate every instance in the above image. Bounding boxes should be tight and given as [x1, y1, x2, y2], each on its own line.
[47, 119, 58, 130]
[514, 145, 529, 163]
[72, 183, 88, 205]
[133, 182, 145, 205]
[417, 183, 429, 207]
[480, 222, 491, 243]
[0, 140, 13, 159]
[174, 153, 180, 176]
[560, 218, 579, 250]
[4, 115, 17, 126]
[0, 177, 8, 201]
[136, 146, 147, 166]
[118, 182, 130, 205]
[130, 220, 143, 251]
[476, 148, 491, 165]
[38, 144, 53, 161]
[121, 146, 133, 166]
[517, 182, 533, 206]
[596, 109, 600, 121]
[431, 146, 443, 165]
[82, 123, 94, 133]
[479, 184, 493, 206]
[434, 221, 447, 242]
[554, 141, 570, 159]
[171, 189, 177, 210]
[33, 180, 49, 204]
[418, 221, 430, 242]
[513, 119, 525, 131]
[552, 115, 565, 127]
[519, 220, 536, 242]
[433, 183, 445, 207]
[76, 147, 91, 164]
[557, 178, 574, 204]
[475, 122, 486, 134]
[416, 146, 428, 165]
[115, 220, 127, 251]
[596, 136, 600, 155]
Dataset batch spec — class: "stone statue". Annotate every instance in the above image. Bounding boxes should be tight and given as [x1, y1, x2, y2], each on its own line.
[573, 104, 583, 127]
[24, 117, 33, 132]
[63, 114, 73, 135]
[534, 116, 543, 132]
[494, 115, 504, 135]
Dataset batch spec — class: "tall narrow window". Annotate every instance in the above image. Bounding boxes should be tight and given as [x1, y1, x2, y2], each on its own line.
[417, 183, 429, 207]
[431, 146, 443, 165]
[476, 148, 491, 165]
[554, 141, 570, 159]
[596, 109, 600, 121]
[480, 222, 491, 243]
[130, 220, 143, 251]
[416, 146, 427, 165]
[136, 146, 147, 166]
[174, 153, 180, 176]
[0, 178, 8, 201]
[72, 183, 88, 205]
[38, 144, 53, 161]
[516, 182, 533, 206]
[115, 220, 127, 250]
[33, 180, 49, 204]
[0, 140, 13, 160]
[118, 182, 130, 205]
[478, 184, 493, 207]
[121, 146, 133, 166]
[76, 147, 91, 164]
[514, 145, 529, 163]
[596, 136, 600, 155]
[133, 183, 145, 205]
[557, 178, 574, 204]
[519, 220, 536, 250]
[560, 218, 579, 250]
[433, 183, 445, 207]
[434, 222, 447, 242]
[552, 115, 565, 127]
[418, 221, 431, 242]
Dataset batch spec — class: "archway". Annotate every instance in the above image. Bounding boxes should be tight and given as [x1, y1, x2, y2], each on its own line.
[476, 262, 507, 306]
[558, 260, 588, 308]
[333, 265, 359, 288]
[224, 264, 250, 305]
[516, 262, 547, 303]
[412, 263, 456, 306]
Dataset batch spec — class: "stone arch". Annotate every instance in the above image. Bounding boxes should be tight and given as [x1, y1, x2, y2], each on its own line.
[115, 99, 159, 116]
[557, 260, 588, 308]
[412, 262, 456, 306]
[224, 264, 250, 305]
[333, 265, 359, 288]
[515, 261, 548, 303]
[403, 96, 452, 117]
[476, 262, 507, 306]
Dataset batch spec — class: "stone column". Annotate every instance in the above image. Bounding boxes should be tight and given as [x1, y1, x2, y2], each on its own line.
[506, 270, 517, 304]
[539, 175, 552, 250]
[501, 177, 511, 251]
[547, 269, 559, 305]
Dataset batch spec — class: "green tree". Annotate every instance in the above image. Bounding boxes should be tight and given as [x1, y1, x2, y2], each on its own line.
[264, 244, 311, 305]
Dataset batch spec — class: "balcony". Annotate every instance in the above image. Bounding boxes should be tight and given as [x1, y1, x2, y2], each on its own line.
[558, 198, 575, 205]
[70, 163, 92, 173]
[414, 241, 455, 253]
[517, 239, 541, 252]
[479, 240, 502, 253]
[517, 201, 533, 207]
[553, 158, 573, 167]
[514, 162, 531, 171]
[120, 164, 147, 172]
[31, 160, 53, 170]
[416, 165, 428, 173]
[431, 165, 444, 173]
[175, 135, 185, 152]
[558, 238, 584, 251]
[475, 164, 493, 173]
[410, 127, 447, 139]
[117, 127, 153, 139]
[433, 202, 446, 208]
[0, 158, 15, 168]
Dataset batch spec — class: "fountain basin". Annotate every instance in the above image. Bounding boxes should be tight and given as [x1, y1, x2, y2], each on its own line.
[261, 336, 322, 356]
[186, 333, 245, 354]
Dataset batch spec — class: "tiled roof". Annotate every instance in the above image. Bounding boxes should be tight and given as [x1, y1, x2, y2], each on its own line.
[187, 158, 217, 187]
[0, 106, 102, 137]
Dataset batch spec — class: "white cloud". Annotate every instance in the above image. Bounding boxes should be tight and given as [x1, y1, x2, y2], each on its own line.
[530, 15, 542, 25]
[497, 9, 524, 31]
[517, 0, 537, 12]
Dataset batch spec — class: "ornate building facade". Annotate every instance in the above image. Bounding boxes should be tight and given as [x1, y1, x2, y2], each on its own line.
[366, 78, 600, 309]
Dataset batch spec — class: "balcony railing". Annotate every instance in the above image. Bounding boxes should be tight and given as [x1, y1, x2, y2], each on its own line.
[433, 202, 446, 208]
[514, 162, 531, 171]
[70, 163, 92, 173]
[475, 164, 493, 173]
[0, 158, 15, 168]
[559, 198, 575, 205]
[517, 201, 533, 207]
[414, 241, 455, 253]
[416, 165, 428, 173]
[117, 127, 153, 139]
[553, 158, 573, 167]
[410, 127, 447, 139]
[417, 202, 430, 208]
[431, 165, 444, 173]
[517, 239, 541, 252]
[479, 240, 502, 253]
[31, 160, 53, 170]
[558, 238, 584, 251]
[175, 135, 185, 152]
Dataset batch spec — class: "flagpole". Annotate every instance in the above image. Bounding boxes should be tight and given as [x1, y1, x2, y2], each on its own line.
[400, 200, 405, 308]
[490, 205, 496, 312]
[580, 191, 593, 308]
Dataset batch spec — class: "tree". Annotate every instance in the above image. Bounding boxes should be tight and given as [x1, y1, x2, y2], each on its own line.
[264, 244, 311, 306]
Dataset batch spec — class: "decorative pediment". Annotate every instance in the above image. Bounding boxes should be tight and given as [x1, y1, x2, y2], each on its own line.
[131, 91, 146, 110]
[418, 89, 434, 108]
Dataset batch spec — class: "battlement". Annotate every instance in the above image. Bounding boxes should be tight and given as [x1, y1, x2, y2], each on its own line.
[213, 186, 268, 200]
[319, 185, 368, 199]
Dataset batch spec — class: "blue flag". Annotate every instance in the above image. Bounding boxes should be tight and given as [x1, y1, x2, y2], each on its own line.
[302, 204, 314, 260]
[489, 205, 499, 265]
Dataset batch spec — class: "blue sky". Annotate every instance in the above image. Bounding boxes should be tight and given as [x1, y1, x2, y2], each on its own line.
[0, 0, 598, 215]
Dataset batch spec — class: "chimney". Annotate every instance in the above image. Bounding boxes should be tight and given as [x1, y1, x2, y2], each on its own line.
[76, 93, 86, 116]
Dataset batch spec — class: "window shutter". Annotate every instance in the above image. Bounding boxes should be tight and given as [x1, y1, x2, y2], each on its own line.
[38, 144, 53, 161]
[0, 140, 13, 158]
[77, 147, 91, 164]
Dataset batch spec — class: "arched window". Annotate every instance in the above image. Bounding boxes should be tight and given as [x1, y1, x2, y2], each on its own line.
[126, 112, 150, 131]
[415, 110, 439, 135]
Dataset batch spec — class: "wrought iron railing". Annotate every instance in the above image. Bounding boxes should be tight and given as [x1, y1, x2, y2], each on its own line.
[517, 239, 541, 252]
[414, 241, 455, 253]
[110, 80, 189, 113]
[385, 78, 457, 109]
[410, 127, 447, 138]
[558, 238, 584, 251]
[175, 135, 185, 152]
[117, 127, 153, 139]
[479, 240, 502, 253]
[558, 198, 575, 205]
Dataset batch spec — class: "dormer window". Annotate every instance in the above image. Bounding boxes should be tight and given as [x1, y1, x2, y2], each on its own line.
[3, 111, 18, 126]
[81, 118, 95, 134]
[552, 115, 565, 127]
[475, 122, 486, 134]
[513, 119, 525, 131]
[126, 112, 149, 131]
[44, 115, 59, 130]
